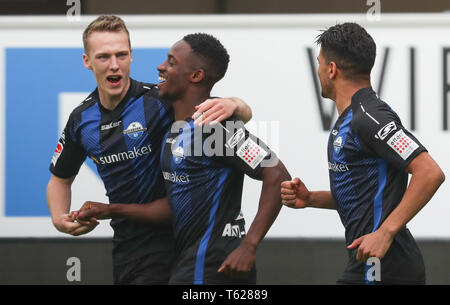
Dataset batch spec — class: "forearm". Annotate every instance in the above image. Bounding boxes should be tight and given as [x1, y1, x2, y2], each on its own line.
[108, 198, 172, 224]
[308, 191, 337, 210]
[243, 161, 291, 249]
[378, 165, 445, 237]
[232, 97, 252, 124]
[46, 175, 73, 224]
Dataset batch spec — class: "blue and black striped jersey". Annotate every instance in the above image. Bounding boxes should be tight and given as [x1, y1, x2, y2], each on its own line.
[160, 117, 276, 284]
[50, 79, 174, 265]
[328, 87, 426, 284]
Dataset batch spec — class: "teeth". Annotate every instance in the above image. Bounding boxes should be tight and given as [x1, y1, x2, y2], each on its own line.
[159, 76, 166, 81]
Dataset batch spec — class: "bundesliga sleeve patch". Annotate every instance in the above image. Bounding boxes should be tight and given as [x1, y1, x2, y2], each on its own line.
[237, 138, 268, 169]
[387, 129, 419, 160]
[51, 142, 64, 166]
[51, 131, 66, 167]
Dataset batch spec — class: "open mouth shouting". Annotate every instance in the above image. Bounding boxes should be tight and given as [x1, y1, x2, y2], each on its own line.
[157, 75, 167, 88]
[106, 75, 123, 87]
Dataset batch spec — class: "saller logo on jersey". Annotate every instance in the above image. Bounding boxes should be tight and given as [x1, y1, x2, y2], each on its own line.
[237, 138, 268, 169]
[387, 130, 419, 160]
[226, 128, 245, 149]
[376, 121, 396, 140]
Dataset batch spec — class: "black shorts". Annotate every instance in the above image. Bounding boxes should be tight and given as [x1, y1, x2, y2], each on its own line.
[113, 250, 174, 285]
[169, 267, 257, 285]
[168, 246, 257, 285]
[336, 278, 425, 285]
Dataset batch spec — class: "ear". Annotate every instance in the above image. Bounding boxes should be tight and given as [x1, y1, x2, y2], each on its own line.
[82, 53, 92, 70]
[130, 48, 133, 63]
[191, 69, 205, 83]
[329, 61, 338, 79]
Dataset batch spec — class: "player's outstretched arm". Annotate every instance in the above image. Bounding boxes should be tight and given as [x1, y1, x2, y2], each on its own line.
[46, 175, 99, 236]
[74, 198, 172, 224]
[218, 158, 290, 278]
[348, 152, 445, 262]
[281, 178, 336, 210]
[193, 97, 252, 126]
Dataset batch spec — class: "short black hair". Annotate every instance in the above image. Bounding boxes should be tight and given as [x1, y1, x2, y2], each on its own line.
[316, 22, 376, 79]
[182, 33, 230, 86]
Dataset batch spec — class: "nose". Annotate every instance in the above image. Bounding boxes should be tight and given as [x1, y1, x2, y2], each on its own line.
[109, 56, 119, 71]
[157, 61, 167, 73]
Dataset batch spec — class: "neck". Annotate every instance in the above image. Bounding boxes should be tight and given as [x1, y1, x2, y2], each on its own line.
[334, 79, 371, 115]
[98, 78, 131, 111]
[172, 89, 211, 121]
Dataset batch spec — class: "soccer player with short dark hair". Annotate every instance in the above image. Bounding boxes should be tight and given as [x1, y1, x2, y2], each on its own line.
[158, 33, 292, 284]
[46, 15, 253, 285]
[281, 22, 445, 284]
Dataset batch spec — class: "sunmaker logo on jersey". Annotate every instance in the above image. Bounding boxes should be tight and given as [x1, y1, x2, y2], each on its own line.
[328, 161, 349, 172]
[98, 144, 152, 164]
[123, 122, 147, 139]
[162, 171, 190, 183]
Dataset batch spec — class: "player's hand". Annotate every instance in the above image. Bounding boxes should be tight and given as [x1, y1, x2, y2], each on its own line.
[53, 213, 99, 236]
[281, 177, 311, 209]
[217, 242, 256, 279]
[347, 229, 394, 262]
[192, 97, 237, 126]
[77, 201, 111, 222]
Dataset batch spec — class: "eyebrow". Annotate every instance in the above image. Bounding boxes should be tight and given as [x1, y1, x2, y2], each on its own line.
[95, 50, 129, 57]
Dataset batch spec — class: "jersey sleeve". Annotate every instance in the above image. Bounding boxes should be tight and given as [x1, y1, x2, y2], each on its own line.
[207, 117, 277, 180]
[353, 102, 427, 171]
[49, 116, 87, 179]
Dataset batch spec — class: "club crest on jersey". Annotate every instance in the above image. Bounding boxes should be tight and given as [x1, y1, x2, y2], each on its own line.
[333, 136, 343, 153]
[172, 146, 185, 164]
[123, 122, 147, 140]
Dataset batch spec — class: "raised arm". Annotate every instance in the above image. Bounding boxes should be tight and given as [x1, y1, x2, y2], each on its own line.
[193, 97, 252, 126]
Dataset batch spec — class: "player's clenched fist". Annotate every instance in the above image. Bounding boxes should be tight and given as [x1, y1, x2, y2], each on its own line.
[281, 178, 311, 209]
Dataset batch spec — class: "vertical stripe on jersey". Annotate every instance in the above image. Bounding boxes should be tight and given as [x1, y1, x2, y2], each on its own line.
[80, 102, 101, 157]
[372, 160, 387, 231]
[332, 110, 357, 227]
[122, 96, 147, 160]
[170, 122, 195, 235]
[122, 96, 155, 201]
[194, 167, 231, 285]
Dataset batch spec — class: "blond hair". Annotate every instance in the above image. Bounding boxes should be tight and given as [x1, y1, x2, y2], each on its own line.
[83, 15, 131, 53]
